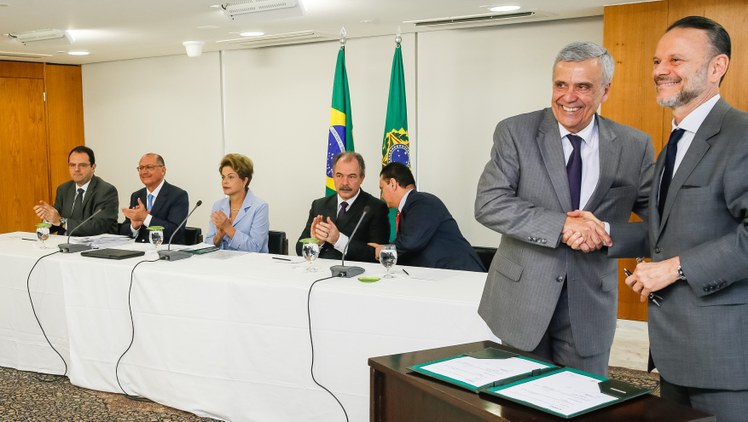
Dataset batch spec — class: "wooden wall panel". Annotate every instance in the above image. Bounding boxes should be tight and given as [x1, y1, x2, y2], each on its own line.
[603, 1, 669, 322]
[604, 0, 747, 321]
[0, 77, 49, 233]
[45, 64, 85, 194]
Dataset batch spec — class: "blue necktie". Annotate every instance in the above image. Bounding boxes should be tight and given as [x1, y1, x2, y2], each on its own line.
[337, 201, 348, 222]
[566, 134, 584, 210]
[147, 193, 154, 211]
[658, 128, 686, 216]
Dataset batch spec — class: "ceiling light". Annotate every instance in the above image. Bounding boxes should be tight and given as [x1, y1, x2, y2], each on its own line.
[490, 5, 521, 13]
[8, 28, 73, 44]
[68, 50, 90, 56]
[240, 31, 264, 37]
[183, 41, 204, 58]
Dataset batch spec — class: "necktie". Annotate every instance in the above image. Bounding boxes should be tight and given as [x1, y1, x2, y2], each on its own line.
[566, 134, 584, 210]
[395, 211, 401, 234]
[147, 193, 154, 211]
[658, 128, 686, 216]
[337, 201, 348, 222]
[71, 188, 85, 220]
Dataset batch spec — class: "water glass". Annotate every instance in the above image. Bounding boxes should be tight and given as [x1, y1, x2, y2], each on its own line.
[380, 244, 398, 278]
[302, 242, 320, 272]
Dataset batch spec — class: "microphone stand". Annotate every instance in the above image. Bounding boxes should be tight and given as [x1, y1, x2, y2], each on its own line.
[330, 206, 369, 278]
[58, 209, 102, 253]
[158, 200, 202, 261]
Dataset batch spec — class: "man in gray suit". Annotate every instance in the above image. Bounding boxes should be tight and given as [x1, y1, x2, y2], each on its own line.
[610, 17, 748, 421]
[475, 42, 654, 376]
[33, 145, 119, 236]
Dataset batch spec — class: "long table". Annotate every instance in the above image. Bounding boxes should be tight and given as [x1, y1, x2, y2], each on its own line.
[0, 232, 495, 421]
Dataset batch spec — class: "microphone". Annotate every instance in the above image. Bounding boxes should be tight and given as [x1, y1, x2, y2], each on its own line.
[58, 209, 102, 253]
[330, 205, 369, 278]
[158, 200, 202, 261]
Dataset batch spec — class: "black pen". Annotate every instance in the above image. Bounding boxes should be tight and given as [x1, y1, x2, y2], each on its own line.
[402, 269, 410, 276]
[272, 256, 292, 261]
[623, 268, 662, 307]
[22, 238, 37, 241]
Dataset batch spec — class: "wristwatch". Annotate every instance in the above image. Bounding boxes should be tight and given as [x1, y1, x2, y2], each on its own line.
[59, 218, 67, 230]
[677, 265, 687, 281]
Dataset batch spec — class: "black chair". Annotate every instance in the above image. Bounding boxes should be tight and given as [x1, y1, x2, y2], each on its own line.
[473, 246, 497, 272]
[268, 230, 288, 255]
[183, 226, 203, 245]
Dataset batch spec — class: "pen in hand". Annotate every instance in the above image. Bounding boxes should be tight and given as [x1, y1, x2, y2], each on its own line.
[623, 268, 662, 307]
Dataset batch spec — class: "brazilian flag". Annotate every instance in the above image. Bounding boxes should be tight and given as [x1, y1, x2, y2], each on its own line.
[381, 41, 410, 240]
[326, 46, 355, 196]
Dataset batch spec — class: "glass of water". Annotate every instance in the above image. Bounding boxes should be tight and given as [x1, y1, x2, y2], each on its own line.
[302, 242, 320, 272]
[380, 244, 398, 278]
[148, 226, 164, 250]
[35, 222, 51, 249]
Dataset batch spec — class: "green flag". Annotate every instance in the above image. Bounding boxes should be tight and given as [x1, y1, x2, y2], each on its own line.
[326, 46, 355, 196]
[381, 41, 410, 241]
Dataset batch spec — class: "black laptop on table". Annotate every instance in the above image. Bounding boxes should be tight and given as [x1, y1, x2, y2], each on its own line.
[81, 248, 146, 260]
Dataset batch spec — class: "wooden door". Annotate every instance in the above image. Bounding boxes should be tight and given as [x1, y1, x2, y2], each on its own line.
[0, 71, 50, 233]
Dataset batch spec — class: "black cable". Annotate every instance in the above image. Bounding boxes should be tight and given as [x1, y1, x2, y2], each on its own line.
[307, 274, 349, 422]
[26, 249, 67, 382]
[114, 257, 160, 400]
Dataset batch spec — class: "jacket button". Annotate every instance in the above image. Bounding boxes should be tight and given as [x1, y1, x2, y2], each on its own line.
[556, 276, 564, 283]
[654, 247, 662, 254]
[541, 239, 547, 244]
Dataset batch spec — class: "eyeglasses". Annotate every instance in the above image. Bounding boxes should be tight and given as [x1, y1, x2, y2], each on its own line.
[136, 164, 163, 172]
[68, 163, 91, 169]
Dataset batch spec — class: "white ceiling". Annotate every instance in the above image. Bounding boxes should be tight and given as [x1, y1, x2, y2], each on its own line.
[0, 0, 645, 65]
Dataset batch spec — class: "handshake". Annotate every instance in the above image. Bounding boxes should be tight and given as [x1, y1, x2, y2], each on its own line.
[561, 210, 611, 253]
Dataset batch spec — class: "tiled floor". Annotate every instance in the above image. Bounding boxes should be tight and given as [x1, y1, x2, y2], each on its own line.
[609, 319, 650, 371]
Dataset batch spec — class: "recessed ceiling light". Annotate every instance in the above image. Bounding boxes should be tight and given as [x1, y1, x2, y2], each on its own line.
[68, 50, 90, 56]
[490, 5, 521, 13]
[240, 31, 265, 37]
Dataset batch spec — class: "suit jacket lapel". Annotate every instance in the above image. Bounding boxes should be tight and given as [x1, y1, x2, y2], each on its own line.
[537, 110, 571, 211]
[585, 115, 621, 212]
[81, 176, 98, 211]
[656, 99, 726, 236]
[150, 182, 169, 214]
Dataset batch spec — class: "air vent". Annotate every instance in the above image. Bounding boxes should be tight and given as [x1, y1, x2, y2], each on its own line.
[408, 11, 536, 28]
[221, 0, 302, 20]
[0, 50, 53, 59]
[8, 28, 73, 44]
[216, 31, 335, 48]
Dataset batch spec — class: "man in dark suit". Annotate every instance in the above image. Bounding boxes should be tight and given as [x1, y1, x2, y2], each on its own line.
[296, 152, 389, 263]
[474, 42, 654, 376]
[120, 153, 189, 244]
[33, 145, 119, 236]
[370, 162, 484, 272]
[606, 17, 748, 421]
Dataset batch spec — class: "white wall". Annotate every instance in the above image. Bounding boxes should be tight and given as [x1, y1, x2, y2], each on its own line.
[82, 17, 602, 252]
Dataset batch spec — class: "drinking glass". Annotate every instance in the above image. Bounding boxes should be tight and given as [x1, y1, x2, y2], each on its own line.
[149, 229, 164, 250]
[36, 224, 51, 249]
[302, 242, 320, 272]
[379, 244, 398, 278]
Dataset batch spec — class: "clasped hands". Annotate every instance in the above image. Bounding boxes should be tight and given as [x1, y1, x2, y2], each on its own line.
[561, 210, 612, 253]
[211, 210, 235, 240]
[121, 197, 150, 229]
[33, 201, 62, 225]
[310, 215, 340, 245]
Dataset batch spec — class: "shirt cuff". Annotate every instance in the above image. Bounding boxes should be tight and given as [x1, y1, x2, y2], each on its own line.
[334, 233, 349, 253]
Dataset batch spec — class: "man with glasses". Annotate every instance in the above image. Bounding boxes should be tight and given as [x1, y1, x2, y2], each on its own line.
[33, 145, 119, 236]
[120, 153, 189, 244]
[296, 151, 389, 262]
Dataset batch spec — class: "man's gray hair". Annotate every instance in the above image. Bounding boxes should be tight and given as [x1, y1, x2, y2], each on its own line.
[555, 42, 615, 86]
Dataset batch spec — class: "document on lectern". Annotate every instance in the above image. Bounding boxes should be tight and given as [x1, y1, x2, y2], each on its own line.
[409, 347, 651, 418]
[483, 367, 651, 418]
[408, 347, 556, 392]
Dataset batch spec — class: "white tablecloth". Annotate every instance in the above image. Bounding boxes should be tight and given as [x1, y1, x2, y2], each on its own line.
[0, 232, 494, 421]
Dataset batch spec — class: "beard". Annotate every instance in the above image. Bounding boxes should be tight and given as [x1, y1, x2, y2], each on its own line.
[655, 63, 708, 109]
